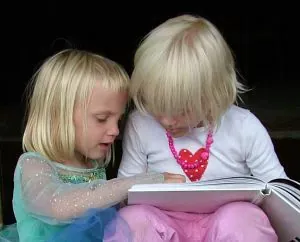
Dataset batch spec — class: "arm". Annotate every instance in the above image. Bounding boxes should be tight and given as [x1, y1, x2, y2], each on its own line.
[242, 112, 288, 182]
[118, 114, 148, 177]
[17, 154, 164, 224]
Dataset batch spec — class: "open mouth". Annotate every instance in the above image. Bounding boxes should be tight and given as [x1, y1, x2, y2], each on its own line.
[99, 143, 112, 149]
[167, 128, 180, 132]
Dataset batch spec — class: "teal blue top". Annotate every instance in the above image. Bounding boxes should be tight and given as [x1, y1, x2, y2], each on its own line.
[0, 152, 164, 242]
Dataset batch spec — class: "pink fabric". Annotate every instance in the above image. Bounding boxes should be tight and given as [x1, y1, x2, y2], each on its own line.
[115, 202, 278, 242]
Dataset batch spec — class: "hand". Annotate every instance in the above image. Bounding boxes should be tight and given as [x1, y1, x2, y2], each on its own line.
[119, 199, 128, 208]
[163, 172, 186, 183]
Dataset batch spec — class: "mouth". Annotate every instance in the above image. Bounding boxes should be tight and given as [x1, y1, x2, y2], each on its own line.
[166, 128, 189, 138]
[99, 142, 112, 149]
[167, 127, 181, 132]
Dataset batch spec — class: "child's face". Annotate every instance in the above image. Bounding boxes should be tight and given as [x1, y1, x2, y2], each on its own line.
[74, 81, 128, 160]
[155, 112, 201, 138]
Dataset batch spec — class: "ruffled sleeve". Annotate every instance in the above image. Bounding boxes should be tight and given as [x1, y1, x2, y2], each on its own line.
[15, 153, 164, 225]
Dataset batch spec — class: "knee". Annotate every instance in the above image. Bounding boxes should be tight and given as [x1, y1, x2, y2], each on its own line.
[211, 202, 276, 236]
[205, 202, 278, 241]
[216, 202, 268, 222]
[216, 202, 269, 227]
[118, 205, 152, 228]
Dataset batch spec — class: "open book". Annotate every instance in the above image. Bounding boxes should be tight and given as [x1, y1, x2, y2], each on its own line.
[128, 176, 300, 242]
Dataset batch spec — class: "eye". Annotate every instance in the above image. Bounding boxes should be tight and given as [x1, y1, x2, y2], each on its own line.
[96, 116, 108, 123]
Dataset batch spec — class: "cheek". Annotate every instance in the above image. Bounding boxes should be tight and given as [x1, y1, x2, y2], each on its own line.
[92, 122, 109, 139]
[75, 121, 97, 146]
[189, 119, 198, 128]
[74, 122, 84, 144]
[174, 116, 189, 127]
[184, 115, 199, 126]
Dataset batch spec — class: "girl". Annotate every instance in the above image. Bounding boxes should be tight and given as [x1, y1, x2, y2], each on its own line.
[2, 49, 184, 242]
[118, 14, 287, 241]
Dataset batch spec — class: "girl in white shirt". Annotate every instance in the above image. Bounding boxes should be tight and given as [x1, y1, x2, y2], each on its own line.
[118, 14, 287, 241]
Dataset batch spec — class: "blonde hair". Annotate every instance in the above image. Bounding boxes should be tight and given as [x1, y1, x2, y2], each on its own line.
[23, 49, 129, 166]
[131, 14, 247, 126]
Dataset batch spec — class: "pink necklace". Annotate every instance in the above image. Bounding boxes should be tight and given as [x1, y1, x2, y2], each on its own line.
[166, 128, 214, 181]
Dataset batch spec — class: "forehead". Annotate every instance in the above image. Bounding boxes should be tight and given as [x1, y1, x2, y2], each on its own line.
[88, 82, 128, 113]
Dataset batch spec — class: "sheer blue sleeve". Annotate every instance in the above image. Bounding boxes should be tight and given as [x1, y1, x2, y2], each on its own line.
[15, 153, 164, 225]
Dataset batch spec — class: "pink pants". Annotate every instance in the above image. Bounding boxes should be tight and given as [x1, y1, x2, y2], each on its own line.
[111, 202, 277, 242]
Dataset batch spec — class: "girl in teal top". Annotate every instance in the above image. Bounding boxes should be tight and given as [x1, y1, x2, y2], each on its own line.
[0, 49, 184, 242]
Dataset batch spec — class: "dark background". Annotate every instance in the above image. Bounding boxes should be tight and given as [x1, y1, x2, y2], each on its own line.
[1, 4, 300, 225]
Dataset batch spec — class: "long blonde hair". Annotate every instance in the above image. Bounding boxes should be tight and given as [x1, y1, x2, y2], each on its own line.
[131, 14, 247, 127]
[23, 49, 129, 166]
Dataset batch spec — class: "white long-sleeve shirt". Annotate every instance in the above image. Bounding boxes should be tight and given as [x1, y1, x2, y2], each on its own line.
[118, 105, 288, 182]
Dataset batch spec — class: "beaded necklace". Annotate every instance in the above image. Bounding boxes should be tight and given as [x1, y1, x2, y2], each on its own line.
[166, 129, 213, 181]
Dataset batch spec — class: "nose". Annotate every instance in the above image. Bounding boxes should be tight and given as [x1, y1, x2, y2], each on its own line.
[160, 116, 177, 127]
[107, 122, 120, 137]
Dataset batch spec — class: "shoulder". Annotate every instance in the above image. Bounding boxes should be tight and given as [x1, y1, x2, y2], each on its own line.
[223, 105, 251, 121]
[220, 105, 269, 143]
[222, 105, 264, 128]
[16, 152, 55, 172]
[18, 151, 49, 162]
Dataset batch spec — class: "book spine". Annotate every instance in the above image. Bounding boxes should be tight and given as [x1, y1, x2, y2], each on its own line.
[251, 186, 271, 205]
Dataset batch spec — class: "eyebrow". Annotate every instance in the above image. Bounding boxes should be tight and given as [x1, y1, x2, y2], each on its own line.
[95, 111, 113, 115]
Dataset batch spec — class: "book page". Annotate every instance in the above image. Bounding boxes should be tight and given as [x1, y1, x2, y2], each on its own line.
[129, 182, 264, 191]
[261, 189, 300, 242]
[270, 178, 300, 189]
[129, 175, 266, 191]
[272, 183, 300, 198]
[271, 184, 300, 205]
[270, 178, 300, 202]
[191, 176, 265, 186]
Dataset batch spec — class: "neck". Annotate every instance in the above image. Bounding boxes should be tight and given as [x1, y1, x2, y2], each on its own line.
[59, 153, 93, 169]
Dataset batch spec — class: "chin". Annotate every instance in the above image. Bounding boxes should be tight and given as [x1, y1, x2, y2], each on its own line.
[170, 130, 188, 138]
[88, 152, 106, 161]
[171, 133, 184, 138]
